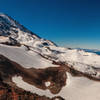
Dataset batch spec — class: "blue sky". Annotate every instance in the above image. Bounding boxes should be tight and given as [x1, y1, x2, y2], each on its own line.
[0, 0, 100, 49]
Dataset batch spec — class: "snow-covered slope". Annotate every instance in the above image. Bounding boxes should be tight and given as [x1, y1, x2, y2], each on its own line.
[0, 44, 57, 68]
[51, 48, 100, 78]
[0, 13, 55, 46]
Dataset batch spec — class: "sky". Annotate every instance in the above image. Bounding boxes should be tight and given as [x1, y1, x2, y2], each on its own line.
[0, 0, 100, 49]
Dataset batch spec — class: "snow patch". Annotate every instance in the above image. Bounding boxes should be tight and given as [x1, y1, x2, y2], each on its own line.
[66, 73, 70, 86]
[55, 98, 60, 100]
[12, 76, 54, 97]
[45, 81, 51, 87]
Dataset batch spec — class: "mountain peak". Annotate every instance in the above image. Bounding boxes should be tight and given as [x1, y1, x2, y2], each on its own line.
[0, 13, 7, 16]
[0, 13, 40, 44]
[0, 13, 55, 47]
[0, 13, 16, 26]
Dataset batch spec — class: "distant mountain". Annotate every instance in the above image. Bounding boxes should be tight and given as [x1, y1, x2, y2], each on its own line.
[0, 13, 100, 100]
[76, 48, 100, 55]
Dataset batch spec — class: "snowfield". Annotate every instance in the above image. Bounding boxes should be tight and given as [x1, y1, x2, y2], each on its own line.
[41, 46, 100, 78]
[0, 44, 57, 68]
[12, 73, 100, 100]
[57, 49, 100, 68]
